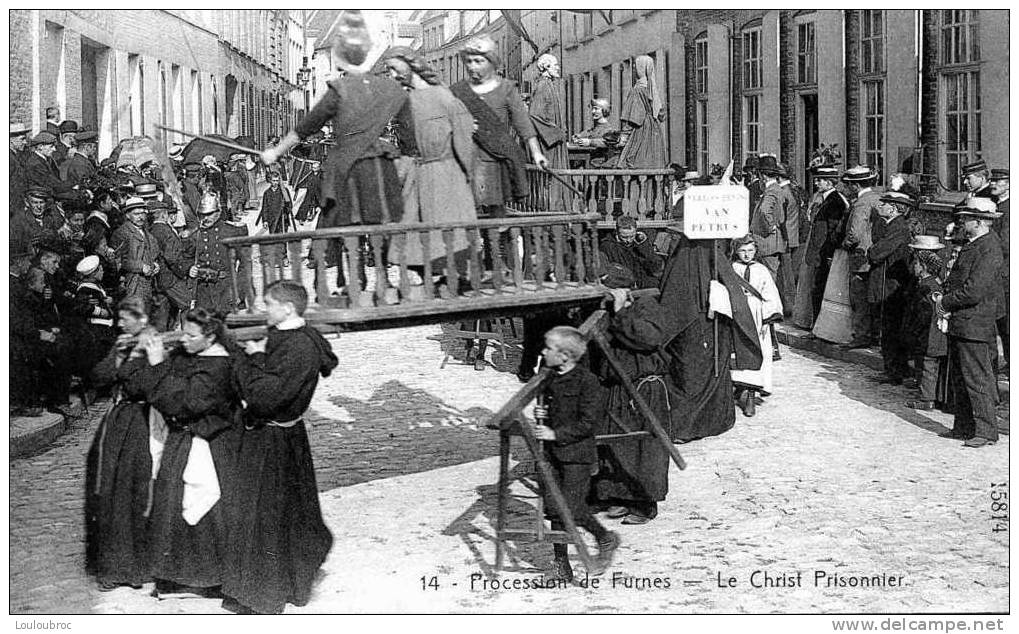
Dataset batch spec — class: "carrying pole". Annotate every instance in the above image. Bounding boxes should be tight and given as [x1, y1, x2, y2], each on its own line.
[155, 125, 262, 158]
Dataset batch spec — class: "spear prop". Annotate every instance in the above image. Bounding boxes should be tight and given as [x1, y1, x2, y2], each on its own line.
[155, 124, 262, 158]
[544, 168, 585, 198]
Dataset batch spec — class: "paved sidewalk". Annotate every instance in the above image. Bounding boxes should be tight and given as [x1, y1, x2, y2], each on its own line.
[88, 343, 1008, 614]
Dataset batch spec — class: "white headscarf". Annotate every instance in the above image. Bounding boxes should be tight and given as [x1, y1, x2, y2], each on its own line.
[537, 53, 558, 74]
[634, 55, 663, 119]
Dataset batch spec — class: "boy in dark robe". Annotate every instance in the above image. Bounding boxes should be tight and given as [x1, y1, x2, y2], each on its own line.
[222, 280, 337, 614]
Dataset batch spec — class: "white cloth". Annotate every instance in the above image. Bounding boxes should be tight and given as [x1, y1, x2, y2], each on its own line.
[148, 408, 169, 480]
[708, 280, 732, 318]
[730, 261, 783, 392]
[181, 437, 220, 526]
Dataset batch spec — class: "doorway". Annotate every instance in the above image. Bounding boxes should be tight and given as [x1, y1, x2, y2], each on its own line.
[801, 93, 819, 193]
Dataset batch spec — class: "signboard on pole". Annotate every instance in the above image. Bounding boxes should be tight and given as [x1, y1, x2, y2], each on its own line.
[682, 185, 750, 239]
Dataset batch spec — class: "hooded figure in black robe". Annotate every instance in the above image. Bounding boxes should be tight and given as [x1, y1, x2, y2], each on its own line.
[222, 321, 338, 614]
[656, 234, 763, 441]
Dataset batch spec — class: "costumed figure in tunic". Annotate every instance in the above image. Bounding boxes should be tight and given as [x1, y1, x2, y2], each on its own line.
[572, 98, 621, 215]
[383, 46, 477, 282]
[262, 11, 407, 300]
[530, 54, 570, 212]
[85, 296, 158, 591]
[729, 235, 784, 417]
[222, 281, 338, 614]
[616, 56, 666, 170]
[123, 308, 242, 593]
[591, 287, 671, 525]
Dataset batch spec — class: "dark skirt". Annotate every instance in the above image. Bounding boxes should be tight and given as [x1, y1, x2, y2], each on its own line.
[84, 401, 153, 586]
[148, 427, 236, 588]
[221, 422, 333, 614]
[591, 376, 671, 505]
[666, 315, 737, 442]
[321, 156, 403, 226]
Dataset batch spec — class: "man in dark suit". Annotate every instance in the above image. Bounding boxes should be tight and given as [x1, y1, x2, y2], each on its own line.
[990, 168, 1009, 374]
[841, 165, 883, 348]
[60, 129, 99, 185]
[961, 159, 994, 199]
[749, 155, 788, 278]
[109, 197, 160, 307]
[934, 198, 1004, 448]
[867, 192, 914, 383]
[21, 131, 81, 204]
[53, 120, 79, 165]
[44, 106, 62, 134]
[10, 122, 31, 213]
[10, 187, 68, 256]
[599, 215, 661, 290]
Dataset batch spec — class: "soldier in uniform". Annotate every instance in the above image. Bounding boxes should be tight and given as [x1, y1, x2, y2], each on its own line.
[934, 198, 1004, 448]
[840, 165, 883, 348]
[961, 159, 994, 199]
[187, 193, 252, 315]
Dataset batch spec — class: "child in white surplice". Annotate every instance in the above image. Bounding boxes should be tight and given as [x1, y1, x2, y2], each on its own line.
[730, 235, 784, 417]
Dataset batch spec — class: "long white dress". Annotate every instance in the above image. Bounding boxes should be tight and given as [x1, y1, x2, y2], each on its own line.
[730, 260, 783, 392]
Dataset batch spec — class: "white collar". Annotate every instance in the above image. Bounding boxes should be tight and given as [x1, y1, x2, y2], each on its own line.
[275, 316, 306, 331]
[998, 192, 1009, 203]
[77, 281, 106, 295]
[858, 187, 872, 195]
[820, 188, 835, 200]
[197, 343, 230, 357]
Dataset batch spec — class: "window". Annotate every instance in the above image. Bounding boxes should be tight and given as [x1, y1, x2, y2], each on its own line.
[796, 22, 816, 84]
[863, 80, 885, 177]
[698, 100, 709, 174]
[860, 10, 885, 73]
[943, 71, 981, 190]
[742, 28, 761, 89]
[941, 10, 979, 65]
[694, 34, 708, 95]
[745, 95, 760, 157]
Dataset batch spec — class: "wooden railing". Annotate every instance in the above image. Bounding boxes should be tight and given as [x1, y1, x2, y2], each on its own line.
[515, 166, 678, 224]
[221, 213, 606, 328]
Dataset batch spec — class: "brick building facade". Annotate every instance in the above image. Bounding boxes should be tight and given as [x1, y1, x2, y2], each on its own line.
[9, 10, 308, 157]
[412, 9, 1008, 194]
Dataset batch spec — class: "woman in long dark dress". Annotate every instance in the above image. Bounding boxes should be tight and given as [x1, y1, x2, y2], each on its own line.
[123, 308, 241, 594]
[85, 296, 157, 591]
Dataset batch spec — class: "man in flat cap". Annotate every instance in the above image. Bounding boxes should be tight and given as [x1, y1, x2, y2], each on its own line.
[21, 131, 82, 204]
[10, 187, 68, 256]
[840, 165, 883, 348]
[60, 129, 99, 186]
[989, 168, 1009, 373]
[867, 191, 914, 383]
[961, 159, 993, 199]
[933, 198, 1004, 447]
[10, 122, 32, 212]
[54, 120, 79, 165]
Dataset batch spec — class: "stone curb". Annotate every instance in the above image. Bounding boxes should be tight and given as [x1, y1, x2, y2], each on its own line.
[774, 323, 1009, 400]
[10, 412, 67, 458]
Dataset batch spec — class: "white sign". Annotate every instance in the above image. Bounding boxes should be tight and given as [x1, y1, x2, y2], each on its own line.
[682, 185, 750, 239]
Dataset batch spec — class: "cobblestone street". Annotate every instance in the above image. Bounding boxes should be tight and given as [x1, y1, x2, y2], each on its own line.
[9, 325, 1009, 614]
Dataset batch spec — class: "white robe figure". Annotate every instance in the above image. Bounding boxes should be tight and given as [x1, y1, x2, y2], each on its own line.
[730, 260, 783, 393]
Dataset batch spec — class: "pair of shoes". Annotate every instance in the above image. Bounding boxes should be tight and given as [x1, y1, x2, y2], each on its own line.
[515, 370, 535, 384]
[906, 400, 935, 410]
[605, 506, 629, 519]
[938, 429, 971, 440]
[843, 339, 872, 349]
[737, 391, 756, 417]
[591, 531, 621, 575]
[963, 437, 996, 448]
[548, 558, 574, 584]
[621, 513, 651, 525]
[902, 377, 920, 390]
[474, 358, 486, 371]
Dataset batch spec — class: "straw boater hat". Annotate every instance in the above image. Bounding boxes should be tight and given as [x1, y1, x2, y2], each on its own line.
[811, 165, 840, 180]
[134, 182, 160, 199]
[168, 144, 185, 161]
[121, 197, 148, 213]
[908, 235, 946, 250]
[954, 196, 1001, 220]
[842, 165, 877, 182]
[682, 170, 701, 182]
[76, 255, 101, 276]
[333, 10, 372, 67]
[10, 122, 31, 137]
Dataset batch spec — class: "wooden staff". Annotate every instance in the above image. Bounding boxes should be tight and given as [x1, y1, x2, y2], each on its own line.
[155, 125, 262, 158]
[544, 168, 586, 198]
[712, 239, 719, 377]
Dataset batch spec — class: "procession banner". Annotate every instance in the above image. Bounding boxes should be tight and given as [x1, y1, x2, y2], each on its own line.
[682, 184, 750, 239]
